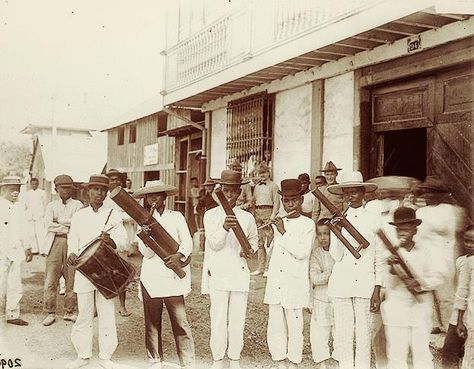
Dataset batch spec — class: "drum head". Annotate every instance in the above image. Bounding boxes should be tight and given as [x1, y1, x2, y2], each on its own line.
[76, 238, 102, 267]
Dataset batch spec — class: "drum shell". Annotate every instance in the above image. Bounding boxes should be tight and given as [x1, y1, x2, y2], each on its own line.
[76, 238, 136, 299]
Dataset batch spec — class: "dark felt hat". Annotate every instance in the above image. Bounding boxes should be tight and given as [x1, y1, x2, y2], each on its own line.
[54, 174, 74, 187]
[389, 207, 422, 227]
[217, 170, 249, 185]
[105, 168, 127, 180]
[278, 179, 304, 197]
[86, 175, 109, 188]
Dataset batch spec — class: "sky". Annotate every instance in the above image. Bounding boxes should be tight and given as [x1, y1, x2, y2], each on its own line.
[0, 0, 169, 143]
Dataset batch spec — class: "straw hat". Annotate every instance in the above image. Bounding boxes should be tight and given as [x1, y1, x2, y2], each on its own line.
[327, 171, 377, 195]
[133, 180, 178, 198]
[0, 176, 22, 187]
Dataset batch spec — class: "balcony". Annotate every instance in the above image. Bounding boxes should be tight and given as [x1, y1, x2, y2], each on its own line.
[161, 0, 473, 107]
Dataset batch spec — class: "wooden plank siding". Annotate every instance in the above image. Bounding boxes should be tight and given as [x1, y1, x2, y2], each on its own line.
[106, 113, 180, 209]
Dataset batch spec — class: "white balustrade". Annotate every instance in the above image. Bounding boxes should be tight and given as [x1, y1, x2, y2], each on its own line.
[163, 0, 382, 93]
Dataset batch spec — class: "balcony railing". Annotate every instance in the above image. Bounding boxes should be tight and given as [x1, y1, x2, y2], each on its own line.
[162, 0, 382, 94]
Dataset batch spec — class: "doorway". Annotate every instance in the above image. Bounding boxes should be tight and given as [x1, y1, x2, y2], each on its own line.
[382, 128, 426, 180]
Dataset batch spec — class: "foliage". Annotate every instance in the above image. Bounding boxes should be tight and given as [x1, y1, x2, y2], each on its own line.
[0, 140, 31, 179]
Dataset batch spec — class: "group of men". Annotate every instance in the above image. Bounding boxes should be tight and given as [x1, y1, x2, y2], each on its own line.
[0, 157, 472, 369]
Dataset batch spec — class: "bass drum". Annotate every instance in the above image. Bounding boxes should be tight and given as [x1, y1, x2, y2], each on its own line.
[76, 238, 136, 299]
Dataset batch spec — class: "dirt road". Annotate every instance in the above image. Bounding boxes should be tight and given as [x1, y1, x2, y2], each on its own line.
[0, 254, 446, 369]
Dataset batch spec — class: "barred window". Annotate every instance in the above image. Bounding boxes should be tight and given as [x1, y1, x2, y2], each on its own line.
[129, 124, 136, 143]
[226, 93, 274, 177]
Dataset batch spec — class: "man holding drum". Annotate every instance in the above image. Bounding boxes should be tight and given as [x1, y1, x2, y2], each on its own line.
[66, 174, 127, 369]
[133, 180, 195, 369]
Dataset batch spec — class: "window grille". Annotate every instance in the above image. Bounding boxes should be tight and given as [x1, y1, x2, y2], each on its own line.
[226, 93, 274, 178]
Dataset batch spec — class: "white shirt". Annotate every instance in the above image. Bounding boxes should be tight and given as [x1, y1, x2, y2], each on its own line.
[24, 188, 47, 221]
[42, 197, 83, 255]
[264, 215, 315, 308]
[310, 246, 335, 303]
[137, 209, 193, 298]
[68, 205, 127, 294]
[327, 205, 384, 299]
[202, 206, 258, 293]
[381, 239, 444, 327]
[0, 197, 29, 261]
[301, 191, 314, 215]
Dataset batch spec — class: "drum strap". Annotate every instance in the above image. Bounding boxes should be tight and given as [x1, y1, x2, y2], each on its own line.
[103, 209, 113, 230]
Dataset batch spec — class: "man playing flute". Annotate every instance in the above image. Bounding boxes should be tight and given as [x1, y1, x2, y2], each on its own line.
[202, 170, 258, 369]
[264, 178, 316, 369]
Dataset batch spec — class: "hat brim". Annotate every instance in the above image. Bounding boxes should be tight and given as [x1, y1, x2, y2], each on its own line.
[133, 185, 178, 198]
[86, 182, 109, 188]
[0, 183, 22, 187]
[388, 219, 422, 227]
[218, 179, 250, 186]
[55, 183, 75, 188]
[277, 189, 305, 197]
[320, 168, 342, 172]
[327, 182, 378, 195]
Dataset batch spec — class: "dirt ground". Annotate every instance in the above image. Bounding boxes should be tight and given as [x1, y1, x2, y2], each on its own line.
[0, 253, 446, 369]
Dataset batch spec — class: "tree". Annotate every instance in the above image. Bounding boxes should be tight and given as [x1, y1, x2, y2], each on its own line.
[0, 140, 32, 179]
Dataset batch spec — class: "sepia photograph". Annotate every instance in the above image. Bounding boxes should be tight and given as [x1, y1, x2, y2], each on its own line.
[0, 1, 473, 368]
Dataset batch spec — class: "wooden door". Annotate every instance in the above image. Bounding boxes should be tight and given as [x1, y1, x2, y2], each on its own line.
[430, 65, 474, 217]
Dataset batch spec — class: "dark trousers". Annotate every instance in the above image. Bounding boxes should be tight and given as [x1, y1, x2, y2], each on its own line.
[141, 283, 195, 368]
[44, 236, 76, 314]
[442, 323, 465, 368]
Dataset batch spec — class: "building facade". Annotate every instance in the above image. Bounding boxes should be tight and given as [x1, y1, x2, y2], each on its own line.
[161, 0, 474, 218]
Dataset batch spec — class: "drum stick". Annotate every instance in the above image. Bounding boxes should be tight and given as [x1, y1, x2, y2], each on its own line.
[257, 210, 297, 230]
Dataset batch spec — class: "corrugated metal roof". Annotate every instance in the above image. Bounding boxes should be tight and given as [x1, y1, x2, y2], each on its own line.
[36, 132, 107, 182]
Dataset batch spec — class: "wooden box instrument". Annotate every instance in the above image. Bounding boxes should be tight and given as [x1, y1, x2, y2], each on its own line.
[110, 187, 189, 278]
[214, 187, 253, 257]
[311, 187, 369, 259]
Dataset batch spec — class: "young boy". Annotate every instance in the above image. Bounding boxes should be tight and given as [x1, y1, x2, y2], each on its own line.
[381, 207, 445, 369]
[455, 226, 474, 369]
[251, 163, 279, 276]
[264, 178, 315, 369]
[309, 218, 335, 369]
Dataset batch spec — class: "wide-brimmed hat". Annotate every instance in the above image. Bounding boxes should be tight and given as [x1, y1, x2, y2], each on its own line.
[133, 180, 178, 198]
[228, 158, 242, 171]
[389, 206, 422, 227]
[54, 174, 74, 187]
[86, 175, 109, 188]
[217, 170, 249, 185]
[414, 176, 450, 194]
[278, 179, 304, 197]
[327, 171, 377, 195]
[320, 161, 342, 172]
[367, 176, 420, 192]
[104, 168, 127, 180]
[0, 176, 22, 187]
[202, 178, 217, 186]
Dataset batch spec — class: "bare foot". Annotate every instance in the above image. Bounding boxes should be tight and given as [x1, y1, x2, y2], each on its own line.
[119, 307, 131, 317]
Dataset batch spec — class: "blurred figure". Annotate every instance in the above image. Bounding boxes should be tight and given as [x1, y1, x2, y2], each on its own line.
[415, 176, 466, 332]
[24, 177, 47, 254]
[0, 176, 32, 326]
[314, 176, 327, 188]
[228, 158, 253, 213]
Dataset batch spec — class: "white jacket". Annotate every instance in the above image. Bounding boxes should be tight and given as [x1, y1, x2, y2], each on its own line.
[202, 206, 258, 293]
[264, 215, 315, 309]
[0, 197, 29, 261]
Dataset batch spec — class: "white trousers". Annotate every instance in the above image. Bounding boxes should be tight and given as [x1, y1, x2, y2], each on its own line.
[462, 329, 474, 369]
[209, 289, 248, 361]
[71, 291, 117, 360]
[332, 297, 372, 369]
[385, 325, 433, 369]
[28, 219, 44, 253]
[267, 304, 304, 364]
[310, 318, 332, 363]
[0, 257, 22, 320]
